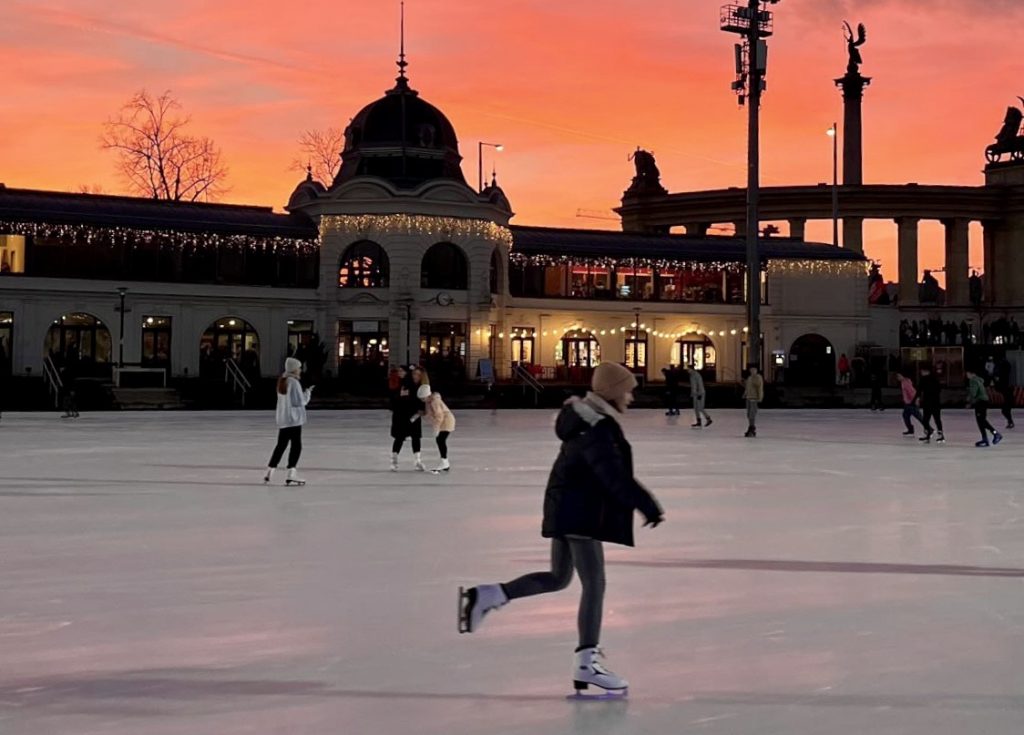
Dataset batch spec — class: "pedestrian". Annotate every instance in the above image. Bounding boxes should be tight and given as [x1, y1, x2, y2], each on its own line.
[263, 357, 312, 486]
[417, 384, 455, 472]
[743, 365, 763, 437]
[869, 368, 885, 411]
[661, 364, 680, 416]
[894, 370, 924, 437]
[458, 362, 664, 698]
[837, 353, 851, 386]
[967, 368, 1003, 447]
[687, 363, 712, 428]
[994, 356, 1015, 429]
[984, 356, 996, 383]
[916, 365, 944, 443]
[390, 364, 425, 471]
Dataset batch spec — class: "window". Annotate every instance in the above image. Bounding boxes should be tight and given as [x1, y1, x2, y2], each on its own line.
[624, 334, 647, 369]
[556, 330, 601, 368]
[287, 320, 316, 358]
[0, 235, 25, 274]
[141, 316, 172, 367]
[420, 322, 467, 362]
[46, 313, 112, 365]
[337, 320, 389, 362]
[421, 243, 468, 290]
[673, 334, 717, 381]
[0, 311, 12, 374]
[200, 317, 259, 378]
[338, 241, 389, 288]
[511, 327, 535, 365]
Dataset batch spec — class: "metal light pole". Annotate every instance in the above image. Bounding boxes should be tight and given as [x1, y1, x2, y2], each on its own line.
[116, 286, 127, 368]
[722, 0, 779, 372]
[478, 142, 503, 192]
[827, 122, 839, 247]
[633, 307, 641, 370]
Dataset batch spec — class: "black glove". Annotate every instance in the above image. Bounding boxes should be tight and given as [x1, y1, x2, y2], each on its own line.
[643, 515, 664, 529]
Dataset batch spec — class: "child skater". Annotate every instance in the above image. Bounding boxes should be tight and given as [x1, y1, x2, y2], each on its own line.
[458, 362, 664, 698]
[263, 357, 312, 486]
[417, 384, 455, 472]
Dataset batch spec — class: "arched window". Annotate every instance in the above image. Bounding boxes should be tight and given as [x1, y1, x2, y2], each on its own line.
[338, 241, 389, 288]
[45, 312, 112, 366]
[199, 317, 260, 379]
[421, 242, 468, 290]
[673, 333, 717, 382]
[787, 333, 835, 387]
[556, 329, 601, 368]
[490, 248, 502, 294]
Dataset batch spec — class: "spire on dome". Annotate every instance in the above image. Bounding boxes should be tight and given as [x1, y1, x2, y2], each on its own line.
[393, 1, 410, 91]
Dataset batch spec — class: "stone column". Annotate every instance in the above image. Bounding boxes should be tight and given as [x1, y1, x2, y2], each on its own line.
[896, 217, 919, 306]
[684, 222, 711, 236]
[732, 220, 747, 238]
[788, 218, 807, 241]
[942, 218, 970, 306]
[835, 72, 871, 185]
[842, 216, 864, 254]
[983, 220, 998, 305]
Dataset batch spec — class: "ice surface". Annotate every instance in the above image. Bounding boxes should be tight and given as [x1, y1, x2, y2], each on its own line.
[2, 408, 1024, 734]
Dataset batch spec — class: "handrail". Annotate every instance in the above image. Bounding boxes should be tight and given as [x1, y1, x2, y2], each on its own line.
[512, 363, 543, 405]
[42, 356, 63, 408]
[223, 358, 251, 405]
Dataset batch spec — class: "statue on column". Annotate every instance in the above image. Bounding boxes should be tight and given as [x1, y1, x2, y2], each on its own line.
[626, 148, 667, 195]
[985, 99, 1024, 163]
[843, 21, 867, 75]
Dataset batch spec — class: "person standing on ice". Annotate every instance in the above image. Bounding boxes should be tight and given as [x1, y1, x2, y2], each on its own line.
[916, 365, 944, 443]
[263, 357, 312, 486]
[417, 384, 455, 472]
[894, 370, 924, 437]
[993, 356, 1015, 430]
[389, 365, 425, 471]
[967, 368, 1003, 448]
[686, 363, 712, 428]
[458, 362, 664, 697]
[742, 365, 763, 437]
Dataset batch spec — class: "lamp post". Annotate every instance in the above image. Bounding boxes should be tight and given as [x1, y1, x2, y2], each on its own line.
[633, 307, 641, 370]
[478, 141, 503, 192]
[827, 122, 839, 247]
[116, 286, 127, 368]
[721, 0, 780, 372]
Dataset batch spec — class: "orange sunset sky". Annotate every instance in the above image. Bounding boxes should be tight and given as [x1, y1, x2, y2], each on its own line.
[2, 0, 1022, 283]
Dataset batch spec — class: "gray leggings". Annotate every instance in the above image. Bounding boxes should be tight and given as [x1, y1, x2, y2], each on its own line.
[503, 537, 605, 649]
[693, 394, 710, 421]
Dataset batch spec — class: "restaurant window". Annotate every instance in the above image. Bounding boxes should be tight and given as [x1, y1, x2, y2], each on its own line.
[511, 327, 536, 365]
[337, 320, 389, 362]
[0, 235, 26, 274]
[624, 333, 648, 370]
[287, 320, 316, 358]
[141, 316, 172, 367]
[673, 334, 717, 381]
[555, 329, 601, 368]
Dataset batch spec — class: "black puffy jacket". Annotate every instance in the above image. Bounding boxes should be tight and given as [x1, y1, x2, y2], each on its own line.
[541, 395, 663, 547]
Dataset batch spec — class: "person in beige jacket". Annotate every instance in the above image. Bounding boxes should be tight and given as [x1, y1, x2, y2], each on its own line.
[417, 384, 455, 472]
[742, 365, 764, 438]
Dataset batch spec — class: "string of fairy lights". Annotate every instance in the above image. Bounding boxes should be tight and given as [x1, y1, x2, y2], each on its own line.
[0, 220, 319, 254]
[321, 214, 514, 248]
[475, 323, 752, 341]
[510, 251, 866, 278]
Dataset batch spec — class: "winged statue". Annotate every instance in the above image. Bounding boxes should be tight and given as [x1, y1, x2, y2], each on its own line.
[843, 21, 867, 74]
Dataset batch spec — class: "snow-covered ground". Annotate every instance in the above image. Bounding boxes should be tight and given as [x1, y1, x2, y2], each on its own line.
[2, 408, 1024, 735]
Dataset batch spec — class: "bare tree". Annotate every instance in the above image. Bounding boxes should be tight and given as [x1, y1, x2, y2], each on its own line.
[291, 127, 345, 185]
[101, 90, 228, 201]
[77, 184, 105, 195]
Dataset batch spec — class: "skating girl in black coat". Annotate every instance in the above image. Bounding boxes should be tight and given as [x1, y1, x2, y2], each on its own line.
[389, 365, 424, 471]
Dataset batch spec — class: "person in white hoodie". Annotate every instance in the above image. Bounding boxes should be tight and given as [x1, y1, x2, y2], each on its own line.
[263, 357, 312, 486]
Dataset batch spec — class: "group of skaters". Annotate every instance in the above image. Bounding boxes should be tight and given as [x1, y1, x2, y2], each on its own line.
[262, 359, 456, 485]
[663, 362, 766, 437]
[894, 357, 1015, 447]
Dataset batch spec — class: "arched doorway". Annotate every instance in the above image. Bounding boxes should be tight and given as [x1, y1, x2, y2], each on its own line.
[788, 333, 835, 387]
[44, 313, 112, 376]
[200, 317, 260, 379]
[555, 329, 601, 383]
[672, 333, 717, 382]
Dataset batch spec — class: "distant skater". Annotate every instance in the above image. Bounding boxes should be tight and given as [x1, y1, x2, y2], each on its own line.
[686, 363, 712, 428]
[916, 365, 944, 444]
[458, 363, 664, 698]
[661, 364, 681, 417]
[994, 356, 1015, 429]
[894, 371, 924, 437]
[263, 357, 312, 486]
[967, 368, 1002, 448]
[418, 384, 455, 473]
[743, 365, 763, 437]
[390, 365, 425, 472]
[869, 368, 885, 412]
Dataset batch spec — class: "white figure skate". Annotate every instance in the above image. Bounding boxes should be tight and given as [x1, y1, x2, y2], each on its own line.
[568, 647, 628, 700]
[458, 584, 507, 633]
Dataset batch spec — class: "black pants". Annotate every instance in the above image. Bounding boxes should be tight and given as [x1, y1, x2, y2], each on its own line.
[870, 387, 883, 410]
[999, 387, 1014, 423]
[436, 431, 450, 459]
[922, 404, 943, 433]
[392, 435, 422, 454]
[268, 426, 302, 469]
[503, 537, 605, 650]
[975, 402, 996, 440]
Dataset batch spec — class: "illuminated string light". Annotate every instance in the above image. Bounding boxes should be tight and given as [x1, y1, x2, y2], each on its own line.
[321, 214, 513, 248]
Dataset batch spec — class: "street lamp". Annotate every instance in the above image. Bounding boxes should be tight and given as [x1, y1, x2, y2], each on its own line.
[116, 286, 127, 368]
[478, 141, 503, 192]
[827, 123, 839, 247]
[721, 0, 781, 373]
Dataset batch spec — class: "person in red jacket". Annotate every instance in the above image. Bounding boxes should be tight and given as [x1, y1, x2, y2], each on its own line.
[895, 370, 925, 437]
[458, 362, 664, 697]
[837, 353, 851, 386]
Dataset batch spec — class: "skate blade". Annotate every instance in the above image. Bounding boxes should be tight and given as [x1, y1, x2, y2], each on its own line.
[566, 687, 628, 701]
[285, 480, 306, 486]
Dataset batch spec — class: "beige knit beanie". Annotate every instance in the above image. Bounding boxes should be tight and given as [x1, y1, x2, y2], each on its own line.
[591, 362, 638, 402]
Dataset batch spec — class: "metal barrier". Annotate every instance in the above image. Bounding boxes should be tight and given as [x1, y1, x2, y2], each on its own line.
[512, 363, 543, 405]
[224, 358, 252, 406]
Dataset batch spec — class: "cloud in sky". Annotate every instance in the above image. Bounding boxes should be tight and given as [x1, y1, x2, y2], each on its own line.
[1, 0, 1021, 276]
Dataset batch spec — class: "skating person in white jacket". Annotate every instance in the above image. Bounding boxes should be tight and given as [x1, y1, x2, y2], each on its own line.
[263, 357, 312, 486]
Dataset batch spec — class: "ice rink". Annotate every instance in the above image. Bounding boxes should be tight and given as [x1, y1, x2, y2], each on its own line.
[2, 407, 1024, 734]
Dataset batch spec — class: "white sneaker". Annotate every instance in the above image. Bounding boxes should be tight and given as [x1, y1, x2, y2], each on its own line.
[390, 453, 399, 472]
[573, 647, 628, 693]
[432, 458, 450, 473]
[285, 468, 305, 486]
[458, 583, 508, 633]
[263, 468, 275, 484]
